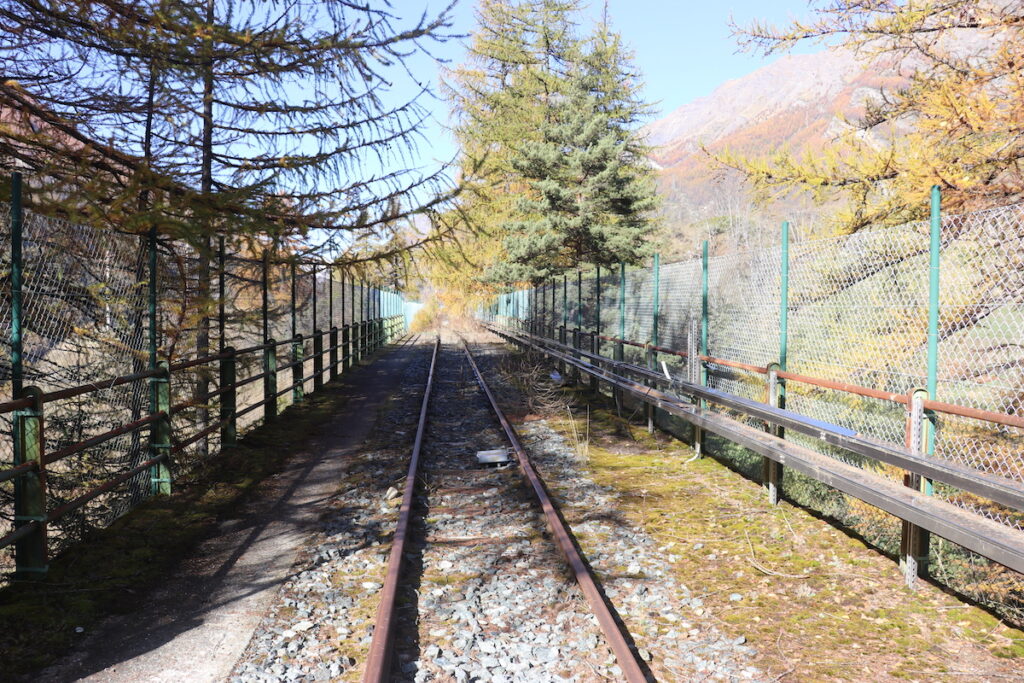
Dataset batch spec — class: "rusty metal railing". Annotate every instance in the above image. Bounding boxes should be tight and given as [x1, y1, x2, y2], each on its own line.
[0, 315, 407, 577]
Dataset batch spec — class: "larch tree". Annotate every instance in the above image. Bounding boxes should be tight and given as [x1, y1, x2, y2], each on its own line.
[0, 0, 460, 251]
[723, 0, 1024, 231]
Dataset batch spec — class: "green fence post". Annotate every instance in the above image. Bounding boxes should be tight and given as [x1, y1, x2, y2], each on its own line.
[591, 267, 600, 393]
[342, 271, 350, 371]
[695, 241, 709, 457]
[330, 325, 339, 380]
[561, 274, 569, 377]
[551, 279, 556, 340]
[376, 288, 382, 350]
[290, 261, 297, 340]
[148, 224, 158, 371]
[262, 250, 270, 346]
[292, 334, 304, 402]
[926, 185, 941, 470]
[901, 186, 942, 584]
[264, 338, 278, 421]
[358, 279, 365, 361]
[574, 269, 583, 382]
[11, 172, 23, 396]
[13, 385, 47, 577]
[218, 235, 226, 351]
[329, 264, 338, 376]
[313, 329, 324, 391]
[220, 347, 237, 447]
[617, 262, 626, 361]
[150, 361, 172, 495]
[764, 222, 789, 504]
[648, 253, 661, 434]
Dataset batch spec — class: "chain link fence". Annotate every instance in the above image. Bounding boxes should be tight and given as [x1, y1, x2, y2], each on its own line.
[497, 201, 1024, 625]
[1, 202, 406, 579]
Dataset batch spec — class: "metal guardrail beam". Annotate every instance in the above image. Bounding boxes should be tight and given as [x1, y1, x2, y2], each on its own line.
[489, 324, 1024, 575]
[505, 327, 1024, 513]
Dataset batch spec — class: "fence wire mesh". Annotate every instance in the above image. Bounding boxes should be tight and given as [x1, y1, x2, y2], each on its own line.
[1, 204, 405, 579]
[495, 202, 1024, 625]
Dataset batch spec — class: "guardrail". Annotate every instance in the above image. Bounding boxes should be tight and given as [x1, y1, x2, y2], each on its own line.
[0, 314, 406, 577]
[488, 322, 1024, 589]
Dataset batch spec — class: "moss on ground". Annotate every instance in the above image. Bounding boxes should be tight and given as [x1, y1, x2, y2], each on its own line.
[0, 372, 371, 677]
[542, 396, 1024, 681]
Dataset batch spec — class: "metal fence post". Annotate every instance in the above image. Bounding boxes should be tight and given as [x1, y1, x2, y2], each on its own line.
[764, 222, 789, 503]
[648, 253, 660, 434]
[573, 270, 582, 382]
[218, 235, 226, 351]
[561, 274, 568, 378]
[925, 185, 941, 474]
[264, 338, 278, 421]
[313, 329, 324, 391]
[292, 333, 304, 402]
[551, 278, 556, 340]
[342, 270, 350, 371]
[696, 241, 709, 457]
[149, 224, 159, 371]
[262, 250, 270, 346]
[330, 325, 339, 380]
[615, 263, 626, 409]
[13, 385, 46, 576]
[290, 261, 297, 341]
[150, 361, 172, 495]
[617, 262, 626, 362]
[220, 347, 237, 447]
[764, 363, 782, 504]
[901, 388, 930, 586]
[11, 171, 23, 396]
[901, 186, 942, 584]
[358, 279, 365, 361]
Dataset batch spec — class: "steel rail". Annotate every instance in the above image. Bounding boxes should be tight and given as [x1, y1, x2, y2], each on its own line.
[363, 338, 441, 683]
[45, 454, 168, 523]
[0, 396, 32, 415]
[461, 340, 649, 683]
[40, 367, 164, 404]
[43, 411, 165, 466]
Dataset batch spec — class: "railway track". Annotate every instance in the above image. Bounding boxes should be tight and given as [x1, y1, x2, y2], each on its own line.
[363, 337, 649, 682]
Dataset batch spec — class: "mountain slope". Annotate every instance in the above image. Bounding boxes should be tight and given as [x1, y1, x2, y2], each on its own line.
[646, 49, 902, 238]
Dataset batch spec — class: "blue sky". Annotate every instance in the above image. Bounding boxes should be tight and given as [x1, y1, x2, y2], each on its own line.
[407, 0, 817, 170]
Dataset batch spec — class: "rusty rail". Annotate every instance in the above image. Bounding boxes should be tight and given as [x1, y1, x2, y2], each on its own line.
[363, 338, 440, 683]
[461, 340, 649, 683]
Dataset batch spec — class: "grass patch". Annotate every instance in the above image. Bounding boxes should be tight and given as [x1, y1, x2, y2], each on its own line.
[543, 391, 1024, 680]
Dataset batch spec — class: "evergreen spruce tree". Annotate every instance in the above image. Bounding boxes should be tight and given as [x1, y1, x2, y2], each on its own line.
[488, 21, 657, 282]
[441, 1, 655, 290]
[439, 0, 583, 298]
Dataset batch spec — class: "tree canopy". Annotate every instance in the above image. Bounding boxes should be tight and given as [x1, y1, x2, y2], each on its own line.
[723, 0, 1024, 232]
[436, 0, 656, 293]
[0, 0, 460, 261]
